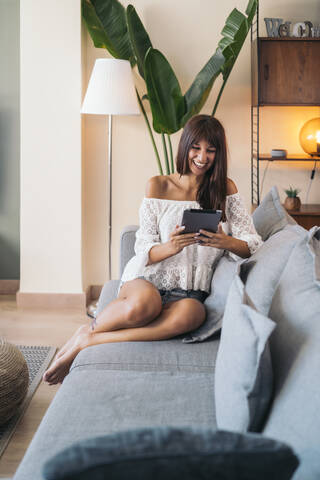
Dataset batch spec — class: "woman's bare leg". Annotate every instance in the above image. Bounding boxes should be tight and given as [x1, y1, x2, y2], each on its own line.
[43, 279, 162, 382]
[91, 279, 163, 332]
[54, 279, 162, 361]
[44, 298, 206, 385]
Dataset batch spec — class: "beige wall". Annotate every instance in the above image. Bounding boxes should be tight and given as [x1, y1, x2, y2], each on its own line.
[20, 0, 83, 294]
[19, 0, 320, 296]
[83, 0, 320, 287]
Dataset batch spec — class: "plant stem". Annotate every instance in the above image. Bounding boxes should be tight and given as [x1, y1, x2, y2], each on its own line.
[167, 134, 174, 173]
[136, 88, 163, 175]
[161, 133, 170, 175]
[211, 74, 230, 117]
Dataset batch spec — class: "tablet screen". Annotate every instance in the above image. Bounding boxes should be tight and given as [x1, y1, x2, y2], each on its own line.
[181, 209, 222, 234]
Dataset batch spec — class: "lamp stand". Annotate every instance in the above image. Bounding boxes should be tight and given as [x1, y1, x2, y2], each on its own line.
[87, 114, 113, 319]
[108, 114, 112, 281]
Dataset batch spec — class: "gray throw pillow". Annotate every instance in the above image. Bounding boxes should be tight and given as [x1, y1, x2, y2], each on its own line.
[239, 224, 306, 315]
[252, 186, 296, 241]
[215, 275, 276, 433]
[43, 426, 299, 480]
[183, 254, 240, 343]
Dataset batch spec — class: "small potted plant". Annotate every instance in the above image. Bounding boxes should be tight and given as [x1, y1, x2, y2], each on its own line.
[284, 186, 301, 211]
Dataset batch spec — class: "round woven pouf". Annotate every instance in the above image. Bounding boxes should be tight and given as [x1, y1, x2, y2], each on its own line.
[0, 338, 29, 425]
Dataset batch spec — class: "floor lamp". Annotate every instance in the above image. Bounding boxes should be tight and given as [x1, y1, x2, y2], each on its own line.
[81, 59, 140, 316]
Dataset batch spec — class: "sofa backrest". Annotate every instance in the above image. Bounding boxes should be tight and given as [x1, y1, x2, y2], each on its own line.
[119, 225, 138, 277]
[262, 227, 320, 480]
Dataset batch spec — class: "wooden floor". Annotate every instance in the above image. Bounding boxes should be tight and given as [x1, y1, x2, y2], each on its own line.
[0, 295, 89, 478]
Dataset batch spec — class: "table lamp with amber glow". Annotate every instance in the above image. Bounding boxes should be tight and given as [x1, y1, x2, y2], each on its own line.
[299, 118, 320, 157]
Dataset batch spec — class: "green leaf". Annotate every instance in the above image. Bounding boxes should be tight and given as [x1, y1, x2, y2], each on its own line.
[246, 0, 258, 24]
[144, 49, 185, 134]
[181, 0, 257, 125]
[82, 0, 113, 50]
[181, 49, 225, 126]
[82, 0, 135, 63]
[218, 8, 249, 79]
[126, 5, 152, 79]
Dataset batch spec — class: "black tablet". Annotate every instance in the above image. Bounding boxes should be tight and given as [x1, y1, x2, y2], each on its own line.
[181, 209, 222, 234]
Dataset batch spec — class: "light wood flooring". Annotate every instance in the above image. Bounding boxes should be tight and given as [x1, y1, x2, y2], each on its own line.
[0, 295, 90, 478]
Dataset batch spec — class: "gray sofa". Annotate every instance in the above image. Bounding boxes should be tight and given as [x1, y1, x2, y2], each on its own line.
[13, 187, 320, 480]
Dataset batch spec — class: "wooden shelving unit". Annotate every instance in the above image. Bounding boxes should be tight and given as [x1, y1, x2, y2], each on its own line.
[250, 5, 320, 207]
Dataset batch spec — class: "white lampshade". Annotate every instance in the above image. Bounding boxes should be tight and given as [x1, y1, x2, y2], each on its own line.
[81, 58, 140, 115]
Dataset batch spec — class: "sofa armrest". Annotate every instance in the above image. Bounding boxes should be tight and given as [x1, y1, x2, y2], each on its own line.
[96, 280, 120, 316]
[119, 225, 138, 278]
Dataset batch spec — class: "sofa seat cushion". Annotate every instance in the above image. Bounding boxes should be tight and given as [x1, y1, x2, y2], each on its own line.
[43, 427, 299, 480]
[14, 370, 217, 480]
[14, 340, 219, 480]
[263, 227, 320, 480]
[71, 337, 219, 374]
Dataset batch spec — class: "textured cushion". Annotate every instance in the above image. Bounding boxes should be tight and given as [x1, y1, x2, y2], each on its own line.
[0, 339, 29, 425]
[43, 427, 299, 480]
[239, 224, 306, 315]
[183, 254, 239, 343]
[215, 275, 275, 432]
[252, 186, 296, 241]
[263, 227, 320, 480]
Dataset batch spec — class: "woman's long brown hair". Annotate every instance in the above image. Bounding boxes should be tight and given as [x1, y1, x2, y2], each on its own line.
[176, 115, 228, 221]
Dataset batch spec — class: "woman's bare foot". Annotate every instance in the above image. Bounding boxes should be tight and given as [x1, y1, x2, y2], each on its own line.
[43, 327, 90, 385]
[55, 324, 90, 360]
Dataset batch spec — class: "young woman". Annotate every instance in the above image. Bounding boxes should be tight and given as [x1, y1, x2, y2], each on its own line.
[43, 115, 262, 385]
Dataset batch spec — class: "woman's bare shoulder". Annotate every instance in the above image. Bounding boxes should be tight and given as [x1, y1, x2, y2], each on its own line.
[145, 176, 170, 199]
[226, 178, 238, 195]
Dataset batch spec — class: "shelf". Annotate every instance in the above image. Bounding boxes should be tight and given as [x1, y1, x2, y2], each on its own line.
[258, 37, 320, 41]
[253, 154, 320, 162]
[286, 204, 320, 216]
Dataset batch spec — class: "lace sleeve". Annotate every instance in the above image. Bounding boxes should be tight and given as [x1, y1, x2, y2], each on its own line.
[226, 193, 263, 259]
[134, 198, 161, 265]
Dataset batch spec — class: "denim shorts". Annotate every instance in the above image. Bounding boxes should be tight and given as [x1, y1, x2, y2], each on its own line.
[119, 277, 208, 305]
[158, 288, 208, 305]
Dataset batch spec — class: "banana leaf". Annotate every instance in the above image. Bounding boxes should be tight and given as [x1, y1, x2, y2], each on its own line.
[82, 0, 135, 63]
[126, 5, 152, 79]
[181, 0, 257, 126]
[82, 0, 113, 51]
[144, 49, 186, 134]
[181, 49, 225, 126]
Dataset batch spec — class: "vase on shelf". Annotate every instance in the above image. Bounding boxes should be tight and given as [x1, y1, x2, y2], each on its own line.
[284, 186, 301, 211]
[284, 196, 301, 211]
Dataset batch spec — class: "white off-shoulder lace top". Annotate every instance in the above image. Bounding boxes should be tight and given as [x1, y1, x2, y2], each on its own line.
[120, 193, 263, 293]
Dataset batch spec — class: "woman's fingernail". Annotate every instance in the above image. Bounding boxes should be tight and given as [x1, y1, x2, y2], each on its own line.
[180, 226, 185, 230]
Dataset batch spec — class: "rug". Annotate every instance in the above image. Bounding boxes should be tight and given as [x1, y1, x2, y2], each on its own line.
[0, 345, 56, 458]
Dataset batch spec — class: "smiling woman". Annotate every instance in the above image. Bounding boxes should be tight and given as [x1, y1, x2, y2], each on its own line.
[43, 114, 263, 386]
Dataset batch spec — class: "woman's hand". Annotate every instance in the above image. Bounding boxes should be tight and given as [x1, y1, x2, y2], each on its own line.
[168, 225, 199, 255]
[147, 225, 199, 265]
[196, 224, 251, 258]
[196, 224, 232, 250]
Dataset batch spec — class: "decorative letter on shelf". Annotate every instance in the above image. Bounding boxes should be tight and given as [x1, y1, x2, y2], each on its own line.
[264, 18, 283, 37]
[279, 22, 291, 37]
[292, 22, 308, 37]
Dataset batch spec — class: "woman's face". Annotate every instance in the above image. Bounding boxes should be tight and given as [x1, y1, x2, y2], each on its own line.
[187, 139, 216, 176]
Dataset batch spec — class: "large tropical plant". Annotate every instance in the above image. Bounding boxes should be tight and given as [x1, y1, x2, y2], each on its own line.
[82, 0, 258, 175]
